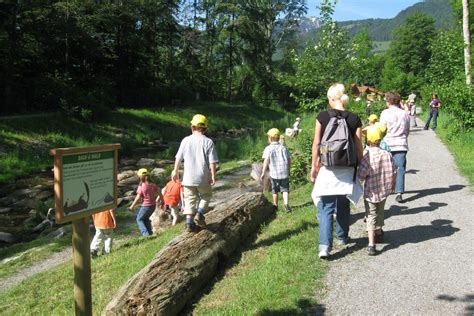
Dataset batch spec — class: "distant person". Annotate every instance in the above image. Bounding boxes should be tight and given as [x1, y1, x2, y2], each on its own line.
[162, 176, 184, 226]
[380, 92, 410, 203]
[358, 125, 397, 256]
[260, 128, 292, 213]
[408, 99, 418, 127]
[129, 168, 164, 236]
[424, 94, 441, 131]
[292, 117, 302, 138]
[310, 83, 363, 259]
[408, 91, 417, 105]
[90, 209, 116, 257]
[172, 114, 219, 233]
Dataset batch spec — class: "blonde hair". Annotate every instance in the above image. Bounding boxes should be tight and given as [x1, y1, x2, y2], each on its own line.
[327, 83, 349, 106]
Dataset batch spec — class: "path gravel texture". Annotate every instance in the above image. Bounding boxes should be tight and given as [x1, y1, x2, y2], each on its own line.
[318, 122, 474, 315]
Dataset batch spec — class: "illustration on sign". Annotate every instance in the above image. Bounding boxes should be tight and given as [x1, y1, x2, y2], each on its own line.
[62, 151, 114, 215]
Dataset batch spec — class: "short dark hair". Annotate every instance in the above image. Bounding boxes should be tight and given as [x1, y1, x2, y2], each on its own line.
[385, 91, 401, 105]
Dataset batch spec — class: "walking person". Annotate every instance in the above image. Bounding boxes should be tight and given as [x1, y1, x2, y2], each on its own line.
[90, 208, 116, 257]
[129, 168, 164, 236]
[260, 128, 292, 213]
[172, 114, 219, 233]
[310, 83, 363, 259]
[358, 125, 397, 256]
[380, 92, 410, 203]
[424, 94, 441, 131]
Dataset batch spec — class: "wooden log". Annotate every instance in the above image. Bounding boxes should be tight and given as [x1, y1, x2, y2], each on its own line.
[104, 192, 274, 316]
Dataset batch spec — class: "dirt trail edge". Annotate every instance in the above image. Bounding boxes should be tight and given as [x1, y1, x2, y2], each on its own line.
[318, 122, 474, 315]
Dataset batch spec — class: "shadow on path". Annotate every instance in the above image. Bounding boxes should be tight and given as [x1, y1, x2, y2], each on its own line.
[405, 169, 420, 174]
[401, 185, 465, 203]
[329, 237, 366, 261]
[437, 293, 474, 314]
[385, 202, 448, 220]
[256, 298, 326, 315]
[381, 219, 460, 253]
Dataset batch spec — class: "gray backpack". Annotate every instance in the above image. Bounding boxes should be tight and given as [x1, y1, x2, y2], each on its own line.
[320, 110, 357, 167]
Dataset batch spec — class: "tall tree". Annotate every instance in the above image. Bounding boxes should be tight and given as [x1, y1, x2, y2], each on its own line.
[462, 0, 472, 85]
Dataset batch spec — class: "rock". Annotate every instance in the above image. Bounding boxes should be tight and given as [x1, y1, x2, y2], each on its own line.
[0, 207, 11, 214]
[137, 158, 155, 168]
[117, 170, 136, 182]
[118, 175, 139, 187]
[36, 190, 53, 201]
[0, 196, 14, 206]
[33, 219, 53, 232]
[47, 227, 69, 239]
[155, 159, 175, 166]
[150, 168, 166, 178]
[0, 232, 15, 243]
[120, 159, 137, 167]
[12, 188, 35, 199]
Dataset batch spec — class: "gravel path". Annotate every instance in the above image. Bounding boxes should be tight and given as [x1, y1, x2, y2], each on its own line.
[318, 122, 474, 315]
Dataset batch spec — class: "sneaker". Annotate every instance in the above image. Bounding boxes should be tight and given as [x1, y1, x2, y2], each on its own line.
[395, 194, 403, 203]
[335, 238, 349, 246]
[284, 204, 292, 213]
[185, 223, 197, 233]
[318, 250, 329, 259]
[194, 213, 207, 228]
[272, 205, 278, 213]
[367, 245, 376, 256]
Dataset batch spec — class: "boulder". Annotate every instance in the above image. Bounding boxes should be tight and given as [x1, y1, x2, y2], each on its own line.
[36, 190, 53, 201]
[104, 192, 274, 316]
[137, 158, 155, 168]
[0, 207, 11, 214]
[0, 232, 15, 243]
[150, 168, 166, 178]
[118, 175, 139, 187]
[117, 170, 136, 182]
[120, 159, 137, 167]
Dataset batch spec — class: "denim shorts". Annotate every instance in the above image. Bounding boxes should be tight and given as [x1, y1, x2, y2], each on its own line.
[270, 178, 289, 193]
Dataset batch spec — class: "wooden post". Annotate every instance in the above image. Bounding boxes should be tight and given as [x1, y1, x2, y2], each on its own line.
[72, 217, 92, 316]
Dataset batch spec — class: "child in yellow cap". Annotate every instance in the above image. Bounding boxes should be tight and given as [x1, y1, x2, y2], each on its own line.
[357, 125, 397, 256]
[260, 128, 292, 213]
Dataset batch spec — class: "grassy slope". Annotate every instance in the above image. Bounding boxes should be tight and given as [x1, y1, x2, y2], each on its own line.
[0, 102, 289, 183]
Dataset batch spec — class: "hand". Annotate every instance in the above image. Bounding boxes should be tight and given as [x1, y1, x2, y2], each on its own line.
[128, 206, 134, 213]
[171, 169, 179, 182]
[310, 168, 319, 183]
[260, 173, 265, 181]
[210, 175, 216, 186]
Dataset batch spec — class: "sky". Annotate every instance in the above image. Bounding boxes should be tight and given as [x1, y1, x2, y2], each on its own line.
[306, 0, 423, 21]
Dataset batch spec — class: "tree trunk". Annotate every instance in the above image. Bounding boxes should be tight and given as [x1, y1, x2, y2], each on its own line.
[463, 0, 472, 86]
[104, 192, 274, 316]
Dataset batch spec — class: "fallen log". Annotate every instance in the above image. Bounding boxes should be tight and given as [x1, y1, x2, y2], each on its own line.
[104, 192, 274, 316]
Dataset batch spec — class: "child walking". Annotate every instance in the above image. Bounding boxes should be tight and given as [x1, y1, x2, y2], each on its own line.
[162, 176, 184, 226]
[90, 208, 116, 257]
[260, 128, 292, 213]
[357, 125, 397, 256]
[129, 168, 164, 236]
[172, 114, 219, 233]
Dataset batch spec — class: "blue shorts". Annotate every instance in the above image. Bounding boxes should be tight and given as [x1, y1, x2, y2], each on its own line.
[270, 178, 289, 194]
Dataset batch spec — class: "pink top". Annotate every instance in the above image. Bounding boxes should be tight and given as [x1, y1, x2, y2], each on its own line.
[136, 182, 158, 207]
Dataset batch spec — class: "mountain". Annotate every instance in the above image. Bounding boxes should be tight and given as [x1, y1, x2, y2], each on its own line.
[298, 0, 455, 42]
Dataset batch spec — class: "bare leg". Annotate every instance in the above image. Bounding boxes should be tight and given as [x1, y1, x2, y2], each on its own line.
[272, 193, 278, 207]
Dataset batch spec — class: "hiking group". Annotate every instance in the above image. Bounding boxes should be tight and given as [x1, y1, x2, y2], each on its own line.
[91, 82, 436, 260]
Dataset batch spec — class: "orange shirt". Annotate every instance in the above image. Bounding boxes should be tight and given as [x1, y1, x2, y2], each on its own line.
[163, 180, 182, 207]
[92, 210, 115, 229]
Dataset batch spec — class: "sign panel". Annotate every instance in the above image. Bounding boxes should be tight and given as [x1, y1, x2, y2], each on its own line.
[51, 144, 120, 224]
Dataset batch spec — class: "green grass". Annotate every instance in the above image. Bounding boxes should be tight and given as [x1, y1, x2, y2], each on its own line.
[435, 114, 474, 185]
[0, 102, 288, 183]
[194, 183, 327, 315]
[0, 224, 183, 315]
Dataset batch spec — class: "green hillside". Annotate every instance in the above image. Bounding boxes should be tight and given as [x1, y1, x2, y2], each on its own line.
[339, 0, 455, 41]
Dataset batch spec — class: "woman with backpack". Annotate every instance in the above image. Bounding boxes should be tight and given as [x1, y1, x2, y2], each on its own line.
[310, 83, 364, 259]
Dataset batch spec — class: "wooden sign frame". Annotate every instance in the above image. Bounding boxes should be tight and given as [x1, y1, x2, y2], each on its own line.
[50, 144, 121, 224]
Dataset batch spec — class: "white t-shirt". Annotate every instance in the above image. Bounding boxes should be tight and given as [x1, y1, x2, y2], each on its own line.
[175, 134, 219, 186]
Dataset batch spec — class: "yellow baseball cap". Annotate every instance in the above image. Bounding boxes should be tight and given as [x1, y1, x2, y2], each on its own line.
[368, 114, 378, 123]
[366, 125, 384, 143]
[190, 114, 208, 128]
[137, 168, 148, 177]
[267, 128, 280, 137]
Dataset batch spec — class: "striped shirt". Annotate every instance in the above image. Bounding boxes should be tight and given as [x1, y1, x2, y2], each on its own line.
[262, 142, 291, 179]
[380, 106, 410, 152]
[357, 146, 397, 203]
